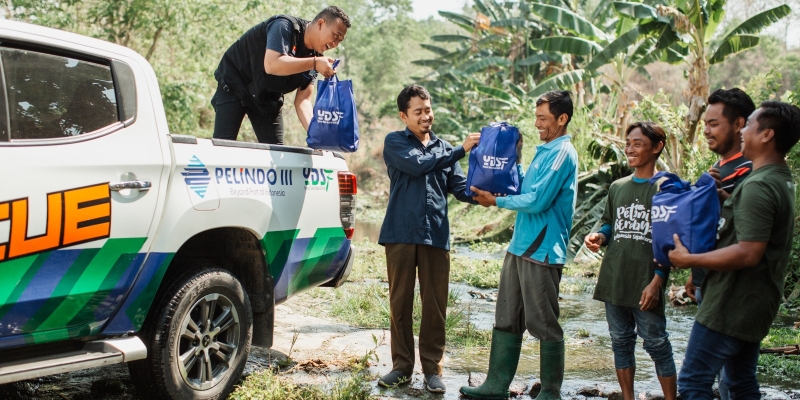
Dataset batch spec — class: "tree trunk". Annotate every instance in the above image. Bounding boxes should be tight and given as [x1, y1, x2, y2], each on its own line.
[145, 26, 163, 61]
[682, 52, 709, 175]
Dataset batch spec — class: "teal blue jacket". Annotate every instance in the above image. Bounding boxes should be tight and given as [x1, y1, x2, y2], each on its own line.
[496, 135, 578, 265]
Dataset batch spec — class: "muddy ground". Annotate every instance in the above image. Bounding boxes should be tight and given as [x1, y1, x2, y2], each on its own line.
[1, 291, 798, 400]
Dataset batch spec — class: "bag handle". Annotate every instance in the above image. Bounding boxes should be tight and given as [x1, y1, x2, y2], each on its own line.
[649, 171, 689, 192]
[322, 59, 341, 82]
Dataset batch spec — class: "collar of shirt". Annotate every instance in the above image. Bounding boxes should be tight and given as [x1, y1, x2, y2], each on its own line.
[405, 128, 441, 149]
[718, 151, 744, 166]
[535, 134, 572, 152]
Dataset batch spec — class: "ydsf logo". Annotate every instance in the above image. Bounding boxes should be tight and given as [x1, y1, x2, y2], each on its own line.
[316, 110, 345, 125]
[651, 205, 678, 223]
[304, 168, 334, 191]
[483, 156, 509, 170]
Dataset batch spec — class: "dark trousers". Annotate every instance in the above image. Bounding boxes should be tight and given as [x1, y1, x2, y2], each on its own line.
[211, 84, 284, 144]
[385, 243, 450, 376]
[678, 322, 761, 400]
[494, 252, 563, 341]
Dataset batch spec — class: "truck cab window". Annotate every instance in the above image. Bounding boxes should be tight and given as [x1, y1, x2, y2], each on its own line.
[1, 48, 118, 139]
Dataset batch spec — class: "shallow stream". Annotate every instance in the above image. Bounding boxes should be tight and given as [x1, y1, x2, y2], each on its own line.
[354, 220, 800, 396]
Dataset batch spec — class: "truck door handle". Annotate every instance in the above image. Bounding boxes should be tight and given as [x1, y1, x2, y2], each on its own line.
[109, 180, 152, 191]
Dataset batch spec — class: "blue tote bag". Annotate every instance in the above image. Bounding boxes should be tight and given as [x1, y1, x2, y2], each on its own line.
[465, 122, 521, 197]
[307, 62, 359, 152]
[649, 171, 720, 267]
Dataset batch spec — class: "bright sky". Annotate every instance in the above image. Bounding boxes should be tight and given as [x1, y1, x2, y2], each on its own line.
[411, 0, 472, 20]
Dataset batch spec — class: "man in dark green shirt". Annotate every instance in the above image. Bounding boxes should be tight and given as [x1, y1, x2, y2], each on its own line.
[669, 101, 800, 399]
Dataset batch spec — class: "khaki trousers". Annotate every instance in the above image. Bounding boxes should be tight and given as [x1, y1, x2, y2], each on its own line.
[385, 243, 450, 375]
[494, 252, 564, 341]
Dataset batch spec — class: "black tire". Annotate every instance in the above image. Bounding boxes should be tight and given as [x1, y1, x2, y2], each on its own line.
[130, 267, 252, 400]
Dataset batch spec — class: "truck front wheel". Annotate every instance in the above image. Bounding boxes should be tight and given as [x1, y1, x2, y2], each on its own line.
[130, 267, 253, 399]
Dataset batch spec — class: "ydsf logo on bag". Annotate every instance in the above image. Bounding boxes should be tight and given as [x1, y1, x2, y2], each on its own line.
[483, 156, 509, 170]
[652, 205, 678, 223]
[316, 110, 345, 125]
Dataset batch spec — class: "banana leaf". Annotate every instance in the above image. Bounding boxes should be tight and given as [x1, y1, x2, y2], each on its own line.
[528, 69, 586, 97]
[709, 34, 760, 65]
[531, 36, 602, 56]
[530, 3, 608, 41]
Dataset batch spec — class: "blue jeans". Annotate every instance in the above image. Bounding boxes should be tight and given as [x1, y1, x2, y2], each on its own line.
[604, 302, 676, 377]
[678, 322, 761, 400]
[695, 288, 730, 400]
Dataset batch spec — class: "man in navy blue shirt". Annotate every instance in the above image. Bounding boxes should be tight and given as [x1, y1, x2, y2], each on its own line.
[377, 85, 480, 393]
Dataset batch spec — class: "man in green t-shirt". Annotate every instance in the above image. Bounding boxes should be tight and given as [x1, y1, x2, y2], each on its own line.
[584, 122, 676, 400]
[669, 101, 800, 399]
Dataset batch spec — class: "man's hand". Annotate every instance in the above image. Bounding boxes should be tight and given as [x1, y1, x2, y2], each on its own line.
[708, 167, 722, 187]
[470, 186, 497, 207]
[708, 167, 731, 202]
[584, 233, 605, 253]
[684, 275, 697, 302]
[516, 134, 524, 163]
[463, 133, 481, 151]
[667, 234, 692, 269]
[316, 57, 337, 79]
[640, 278, 662, 311]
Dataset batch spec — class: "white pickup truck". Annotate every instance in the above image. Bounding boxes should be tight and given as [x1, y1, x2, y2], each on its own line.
[0, 19, 356, 399]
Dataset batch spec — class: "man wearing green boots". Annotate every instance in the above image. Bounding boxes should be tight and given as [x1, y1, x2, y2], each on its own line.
[467, 90, 578, 399]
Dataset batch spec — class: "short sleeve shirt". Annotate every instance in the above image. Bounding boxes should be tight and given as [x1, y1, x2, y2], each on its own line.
[266, 18, 295, 55]
[696, 164, 795, 342]
[593, 176, 665, 315]
[264, 17, 316, 91]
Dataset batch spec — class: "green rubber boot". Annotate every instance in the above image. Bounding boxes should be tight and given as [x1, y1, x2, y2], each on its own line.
[459, 328, 522, 399]
[534, 339, 564, 400]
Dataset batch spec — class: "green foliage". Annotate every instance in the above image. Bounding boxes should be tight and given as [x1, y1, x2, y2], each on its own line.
[230, 368, 374, 400]
[758, 354, 800, 383]
[708, 34, 760, 64]
[710, 36, 800, 100]
[450, 258, 503, 289]
[762, 327, 800, 347]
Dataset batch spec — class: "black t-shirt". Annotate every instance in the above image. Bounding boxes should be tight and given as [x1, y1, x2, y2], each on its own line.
[265, 18, 316, 91]
[713, 152, 752, 193]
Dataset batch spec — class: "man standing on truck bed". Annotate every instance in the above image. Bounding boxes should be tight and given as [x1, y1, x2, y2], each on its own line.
[212, 6, 350, 144]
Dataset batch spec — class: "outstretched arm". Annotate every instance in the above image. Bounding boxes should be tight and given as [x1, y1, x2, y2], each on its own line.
[669, 234, 767, 271]
[383, 134, 467, 177]
[448, 161, 478, 204]
[496, 150, 574, 214]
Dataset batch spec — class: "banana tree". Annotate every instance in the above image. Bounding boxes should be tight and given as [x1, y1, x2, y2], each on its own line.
[526, 1, 691, 138]
[411, 0, 592, 133]
[623, 0, 791, 173]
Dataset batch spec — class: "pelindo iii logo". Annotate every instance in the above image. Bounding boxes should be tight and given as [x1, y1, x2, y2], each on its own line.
[182, 156, 211, 198]
[317, 110, 345, 124]
[483, 156, 509, 170]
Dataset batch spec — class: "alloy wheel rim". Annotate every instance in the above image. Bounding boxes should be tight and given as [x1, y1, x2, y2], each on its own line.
[177, 292, 240, 390]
